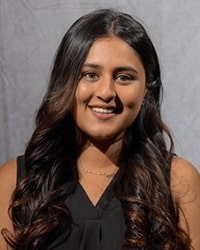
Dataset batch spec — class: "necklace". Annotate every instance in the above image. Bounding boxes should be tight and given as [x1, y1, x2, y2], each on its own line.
[79, 166, 117, 178]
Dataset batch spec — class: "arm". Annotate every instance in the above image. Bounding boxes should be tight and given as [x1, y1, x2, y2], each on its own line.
[0, 159, 17, 250]
[171, 157, 200, 250]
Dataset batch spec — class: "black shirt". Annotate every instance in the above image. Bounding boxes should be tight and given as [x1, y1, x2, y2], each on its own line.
[17, 156, 126, 249]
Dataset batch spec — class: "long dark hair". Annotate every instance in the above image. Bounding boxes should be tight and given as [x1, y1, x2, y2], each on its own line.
[3, 9, 191, 249]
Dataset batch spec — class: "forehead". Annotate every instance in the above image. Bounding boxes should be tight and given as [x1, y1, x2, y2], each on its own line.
[84, 36, 145, 74]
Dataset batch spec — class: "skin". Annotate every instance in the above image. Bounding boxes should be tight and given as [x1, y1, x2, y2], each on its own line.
[74, 36, 147, 204]
[0, 159, 16, 250]
[171, 157, 200, 249]
[0, 37, 200, 249]
[73, 37, 147, 143]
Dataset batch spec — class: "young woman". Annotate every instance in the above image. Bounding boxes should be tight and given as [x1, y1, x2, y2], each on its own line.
[0, 8, 200, 250]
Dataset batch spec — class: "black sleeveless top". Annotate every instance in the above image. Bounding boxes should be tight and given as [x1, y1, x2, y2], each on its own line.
[17, 156, 126, 250]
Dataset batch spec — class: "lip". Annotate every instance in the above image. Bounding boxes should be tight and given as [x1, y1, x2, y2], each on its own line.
[89, 105, 116, 120]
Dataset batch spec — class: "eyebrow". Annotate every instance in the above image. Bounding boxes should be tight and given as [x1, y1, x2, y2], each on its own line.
[82, 63, 103, 70]
[82, 63, 138, 75]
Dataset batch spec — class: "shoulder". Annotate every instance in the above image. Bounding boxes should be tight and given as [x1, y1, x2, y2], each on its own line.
[171, 156, 200, 249]
[0, 159, 17, 196]
[171, 156, 200, 202]
[0, 159, 17, 181]
[0, 159, 17, 249]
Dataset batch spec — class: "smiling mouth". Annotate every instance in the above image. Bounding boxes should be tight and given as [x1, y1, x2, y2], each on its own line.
[91, 107, 115, 114]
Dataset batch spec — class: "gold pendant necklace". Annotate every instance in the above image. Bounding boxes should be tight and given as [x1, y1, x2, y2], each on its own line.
[79, 166, 117, 178]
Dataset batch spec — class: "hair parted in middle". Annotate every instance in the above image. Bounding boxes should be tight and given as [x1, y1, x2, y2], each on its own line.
[5, 9, 190, 249]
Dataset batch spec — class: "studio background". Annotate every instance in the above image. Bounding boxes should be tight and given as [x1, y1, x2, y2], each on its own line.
[0, 0, 200, 171]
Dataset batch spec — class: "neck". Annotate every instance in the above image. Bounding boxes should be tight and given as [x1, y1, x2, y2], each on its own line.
[78, 137, 122, 171]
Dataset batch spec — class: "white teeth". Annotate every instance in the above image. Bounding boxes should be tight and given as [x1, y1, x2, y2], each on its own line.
[92, 107, 114, 114]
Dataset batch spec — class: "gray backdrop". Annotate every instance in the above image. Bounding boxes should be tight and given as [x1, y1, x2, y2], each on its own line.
[0, 0, 200, 171]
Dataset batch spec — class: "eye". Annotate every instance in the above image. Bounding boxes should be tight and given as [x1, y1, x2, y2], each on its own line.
[82, 72, 99, 81]
[115, 74, 134, 84]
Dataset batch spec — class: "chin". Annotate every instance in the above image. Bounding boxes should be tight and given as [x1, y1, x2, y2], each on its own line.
[88, 132, 125, 143]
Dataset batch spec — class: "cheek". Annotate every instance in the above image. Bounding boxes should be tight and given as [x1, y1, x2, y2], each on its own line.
[127, 97, 143, 111]
[75, 83, 92, 104]
[120, 88, 145, 111]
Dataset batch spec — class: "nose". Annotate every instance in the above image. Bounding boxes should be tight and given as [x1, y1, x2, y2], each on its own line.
[95, 76, 116, 102]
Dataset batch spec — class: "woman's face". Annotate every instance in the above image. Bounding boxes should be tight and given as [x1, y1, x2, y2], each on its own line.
[73, 36, 146, 142]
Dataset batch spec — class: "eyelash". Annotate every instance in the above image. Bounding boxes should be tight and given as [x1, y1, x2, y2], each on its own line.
[82, 72, 99, 80]
[81, 71, 135, 84]
[116, 74, 134, 82]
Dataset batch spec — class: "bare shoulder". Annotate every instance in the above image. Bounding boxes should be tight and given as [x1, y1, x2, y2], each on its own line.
[171, 156, 200, 201]
[0, 159, 17, 249]
[171, 156, 200, 250]
[0, 159, 17, 197]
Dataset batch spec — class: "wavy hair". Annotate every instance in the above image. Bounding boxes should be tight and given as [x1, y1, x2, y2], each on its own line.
[3, 9, 191, 249]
